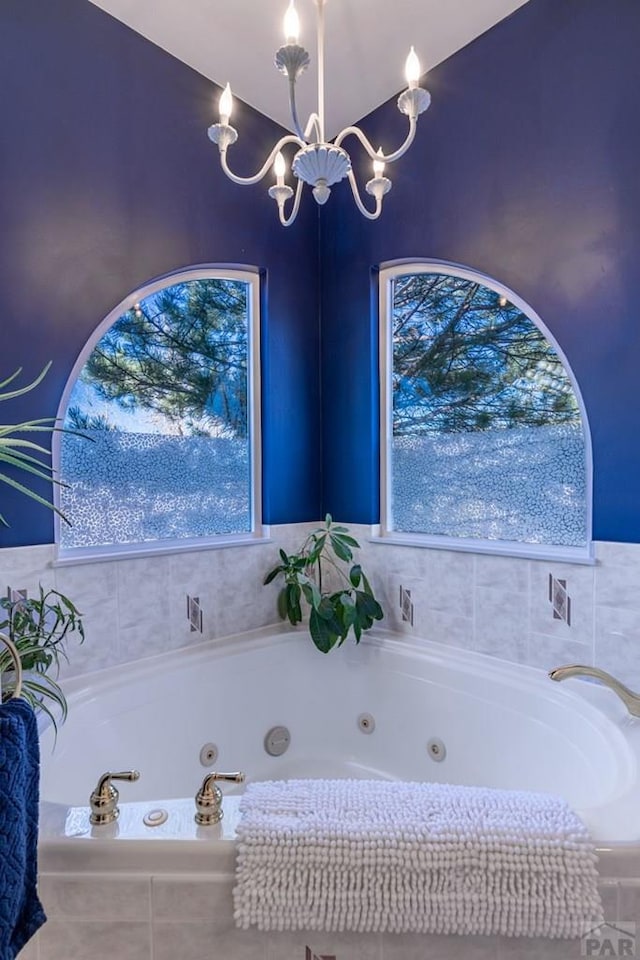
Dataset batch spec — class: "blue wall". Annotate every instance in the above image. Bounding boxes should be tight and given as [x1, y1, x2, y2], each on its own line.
[4, 0, 640, 546]
[320, 0, 640, 542]
[0, 0, 320, 546]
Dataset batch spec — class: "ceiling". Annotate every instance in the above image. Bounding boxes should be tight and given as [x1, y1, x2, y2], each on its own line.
[88, 0, 530, 137]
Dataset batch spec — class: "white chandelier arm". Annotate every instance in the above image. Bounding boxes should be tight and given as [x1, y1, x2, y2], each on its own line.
[288, 80, 306, 141]
[288, 94, 322, 144]
[278, 178, 305, 227]
[346, 170, 384, 221]
[220, 134, 304, 186]
[333, 115, 418, 165]
[304, 113, 322, 143]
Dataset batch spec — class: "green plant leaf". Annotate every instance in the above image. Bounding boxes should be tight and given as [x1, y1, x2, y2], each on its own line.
[316, 596, 335, 621]
[0, 363, 51, 401]
[0, 368, 24, 392]
[299, 575, 321, 609]
[263, 517, 384, 653]
[276, 586, 289, 621]
[0, 365, 83, 528]
[263, 566, 284, 585]
[332, 533, 360, 548]
[356, 590, 384, 621]
[287, 583, 302, 623]
[0, 447, 54, 474]
[0, 473, 66, 515]
[309, 608, 338, 653]
[339, 593, 357, 630]
[329, 535, 352, 563]
[307, 534, 326, 564]
[0, 440, 55, 461]
[0, 418, 58, 438]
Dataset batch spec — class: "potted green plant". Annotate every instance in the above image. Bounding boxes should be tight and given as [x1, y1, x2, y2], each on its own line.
[0, 586, 84, 729]
[1, 363, 85, 728]
[264, 514, 384, 652]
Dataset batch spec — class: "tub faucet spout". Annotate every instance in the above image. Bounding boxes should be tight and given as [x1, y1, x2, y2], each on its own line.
[549, 664, 640, 718]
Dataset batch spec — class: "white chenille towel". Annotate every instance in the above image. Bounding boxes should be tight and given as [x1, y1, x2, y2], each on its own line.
[233, 779, 602, 938]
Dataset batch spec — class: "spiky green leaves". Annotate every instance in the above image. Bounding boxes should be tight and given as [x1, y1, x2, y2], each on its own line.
[0, 364, 78, 527]
[0, 585, 85, 733]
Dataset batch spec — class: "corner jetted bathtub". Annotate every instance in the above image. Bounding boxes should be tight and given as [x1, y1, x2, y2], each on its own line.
[38, 626, 640, 876]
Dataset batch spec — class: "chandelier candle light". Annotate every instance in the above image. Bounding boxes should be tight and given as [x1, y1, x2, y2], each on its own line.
[207, 0, 431, 226]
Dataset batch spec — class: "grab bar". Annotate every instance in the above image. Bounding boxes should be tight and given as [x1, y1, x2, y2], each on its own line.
[0, 631, 23, 700]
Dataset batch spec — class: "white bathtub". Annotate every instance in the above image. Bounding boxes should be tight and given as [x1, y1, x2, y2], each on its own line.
[33, 626, 640, 959]
[37, 625, 640, 868]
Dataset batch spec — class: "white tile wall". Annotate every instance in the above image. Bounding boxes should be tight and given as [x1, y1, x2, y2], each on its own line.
[0, 544, 56, 595]
[2, 528, 640, 686]
[595, 543, 640, 611]
[360, 537, 640, 680]
[37, 919, 151, 960]
[423, 550, 475, 618]
[527, 632, 591, 672]
[0, 525, 319, 685]
[20, 865, 640, 960]
[529, 560, 594, 647]
[267, 930, 382, 960]
[7, 527, 640, 960]
[151, 876, 235, 927]
[37, 873, 150, 921]
[15, 938, 38, 960]
[473, 583, 528, 661]
[594, 608, 640, 690]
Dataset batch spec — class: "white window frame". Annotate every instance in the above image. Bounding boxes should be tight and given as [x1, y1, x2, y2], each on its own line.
[53, 264, 265, 564]
[377, 259, 594, 563]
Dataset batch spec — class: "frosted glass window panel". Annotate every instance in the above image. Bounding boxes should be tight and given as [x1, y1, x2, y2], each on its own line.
[389, 272, 588, 547]
[60, 276, 254, 549]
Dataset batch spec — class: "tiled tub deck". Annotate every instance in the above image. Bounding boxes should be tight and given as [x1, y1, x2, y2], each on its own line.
[19, 846, 640, 960]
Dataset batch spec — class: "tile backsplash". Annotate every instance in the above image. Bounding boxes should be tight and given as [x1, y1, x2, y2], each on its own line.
[1, 526, 639, 687]
[358, 532, 640, 686]
[0, 524, 310, 681]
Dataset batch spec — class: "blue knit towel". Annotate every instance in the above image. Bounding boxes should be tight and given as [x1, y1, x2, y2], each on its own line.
[0, 697, 46, 960]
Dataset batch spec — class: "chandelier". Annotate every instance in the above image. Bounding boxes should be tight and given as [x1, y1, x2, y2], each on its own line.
[207, 0, 431, 226]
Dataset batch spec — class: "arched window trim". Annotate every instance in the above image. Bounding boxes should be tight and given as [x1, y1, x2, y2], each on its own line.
[377, 259, 594, 564]
[53, 263, 265, 565]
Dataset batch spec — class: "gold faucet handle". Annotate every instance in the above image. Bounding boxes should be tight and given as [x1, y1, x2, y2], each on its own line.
[208, 772, 245, 785]
[195, 771, 245, 826]
[90, 770, 140, 826]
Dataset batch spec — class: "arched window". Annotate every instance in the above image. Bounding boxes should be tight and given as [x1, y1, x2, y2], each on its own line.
[56, 266, 261, 556]
[379, 262, 592, 559]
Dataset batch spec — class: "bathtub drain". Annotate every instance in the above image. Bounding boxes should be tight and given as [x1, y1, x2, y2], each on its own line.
[143, 808, 169, 827]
